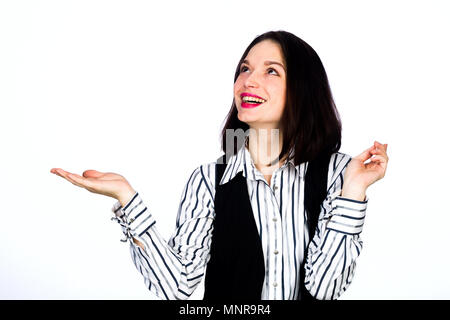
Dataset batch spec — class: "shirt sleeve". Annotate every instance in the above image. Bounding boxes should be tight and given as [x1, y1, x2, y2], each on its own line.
[304, 153, 368, 300]
[110, 164, 216, 300]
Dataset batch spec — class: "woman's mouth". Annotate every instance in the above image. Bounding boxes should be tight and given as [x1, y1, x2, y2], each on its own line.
[240, 94, 266, 109]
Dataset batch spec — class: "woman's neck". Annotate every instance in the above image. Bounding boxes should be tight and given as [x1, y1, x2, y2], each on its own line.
[246, 127, 286, 176]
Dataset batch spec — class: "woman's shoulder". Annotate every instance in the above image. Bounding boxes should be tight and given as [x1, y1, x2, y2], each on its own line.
[184, 160, 218, 191]
[330, 151, 352, 167]
[325, 151, 353, 190]
[192, 154, 234, 190]
[328, 151, 352, 174]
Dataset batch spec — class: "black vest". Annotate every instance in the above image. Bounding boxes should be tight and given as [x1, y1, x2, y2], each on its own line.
[203, 152, 331, 300]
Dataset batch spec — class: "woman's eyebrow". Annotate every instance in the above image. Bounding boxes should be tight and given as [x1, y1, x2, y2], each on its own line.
[242, 59, 286, 71]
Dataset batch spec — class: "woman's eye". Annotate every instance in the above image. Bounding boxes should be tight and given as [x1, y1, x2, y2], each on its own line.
[239, 66, 278, 75]
[240, 66, 249, 73]
[268, 68, 278, 75]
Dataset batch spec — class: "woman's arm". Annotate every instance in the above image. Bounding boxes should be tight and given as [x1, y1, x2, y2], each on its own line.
[304, 142, 388, 300]
[111, 164, 216, 300]
[303, 153, 368, 300]
[303, 191, 367, 299]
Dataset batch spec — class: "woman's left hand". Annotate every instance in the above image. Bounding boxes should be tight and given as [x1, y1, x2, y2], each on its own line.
[341, 141, 389, 201]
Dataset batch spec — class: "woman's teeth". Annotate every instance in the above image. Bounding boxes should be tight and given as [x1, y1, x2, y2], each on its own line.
[242, 96, 265, 104]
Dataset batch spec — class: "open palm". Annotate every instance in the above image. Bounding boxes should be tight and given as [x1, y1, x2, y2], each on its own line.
[50, 168, 135, 203]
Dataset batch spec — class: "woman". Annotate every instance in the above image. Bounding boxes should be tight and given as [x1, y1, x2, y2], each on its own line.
[51, 30, 388, 300]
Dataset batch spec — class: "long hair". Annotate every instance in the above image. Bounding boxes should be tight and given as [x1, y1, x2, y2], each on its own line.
[220, 30, 342, 165]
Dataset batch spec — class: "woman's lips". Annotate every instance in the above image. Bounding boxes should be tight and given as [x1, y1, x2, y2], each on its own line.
[240, 92, 266, 108]
[241, 101, 264, 108]
[241, 92, 265, 100]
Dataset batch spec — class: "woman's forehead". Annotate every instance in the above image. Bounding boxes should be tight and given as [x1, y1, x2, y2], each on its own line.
[245, 40, 285, 65]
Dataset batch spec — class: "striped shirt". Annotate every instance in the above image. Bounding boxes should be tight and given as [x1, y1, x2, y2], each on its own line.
[111, 142, 368, 300]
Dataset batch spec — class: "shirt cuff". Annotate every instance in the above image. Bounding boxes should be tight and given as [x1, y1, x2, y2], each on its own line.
[110, 191, 156, 240]
[326, 195, 368, 235]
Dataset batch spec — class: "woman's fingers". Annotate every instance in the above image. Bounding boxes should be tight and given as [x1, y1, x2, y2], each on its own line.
[51, 168, 94, 189]
[59, 171, 87, 188]
[50, 168, 61, 175]
[373, 141, 388, 154]
[354, 141, 388, 166]
[368, 154, 387, 164]
[370, 144, 389, 161]
[367, 155, 387, 178]
[50, 168, 70, 179]
[67, 172, 94, 188]
[354, 145, 376, 162]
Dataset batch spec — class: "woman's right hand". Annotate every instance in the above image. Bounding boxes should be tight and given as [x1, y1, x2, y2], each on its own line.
[50, 168, 136, 207]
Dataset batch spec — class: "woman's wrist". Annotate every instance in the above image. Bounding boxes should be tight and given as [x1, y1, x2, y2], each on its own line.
[340, 184, 367, 202]
[117, 188, 137, 208]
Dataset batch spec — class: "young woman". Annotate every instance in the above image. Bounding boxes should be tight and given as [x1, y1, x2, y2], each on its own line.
[51, 30, 388, 300]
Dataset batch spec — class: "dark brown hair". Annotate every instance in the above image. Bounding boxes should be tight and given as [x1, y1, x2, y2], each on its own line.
[221, 30, 342, 165]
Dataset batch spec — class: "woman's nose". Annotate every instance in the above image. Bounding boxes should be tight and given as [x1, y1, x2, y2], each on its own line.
[244, 71, 260, 88]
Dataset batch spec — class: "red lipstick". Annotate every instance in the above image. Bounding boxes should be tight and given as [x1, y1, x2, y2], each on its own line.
[240, 92, 266, 109]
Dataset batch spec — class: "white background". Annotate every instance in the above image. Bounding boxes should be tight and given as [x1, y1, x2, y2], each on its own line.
[1, 0, 449, 300]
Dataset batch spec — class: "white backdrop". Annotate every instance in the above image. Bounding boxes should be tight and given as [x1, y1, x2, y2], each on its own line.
[1, 0, 449, 300]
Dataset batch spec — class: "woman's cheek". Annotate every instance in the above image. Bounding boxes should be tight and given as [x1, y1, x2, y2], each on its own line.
[234, 78, 244, 93]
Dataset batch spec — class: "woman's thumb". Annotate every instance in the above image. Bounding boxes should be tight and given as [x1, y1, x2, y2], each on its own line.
[83, 170, 104, 178]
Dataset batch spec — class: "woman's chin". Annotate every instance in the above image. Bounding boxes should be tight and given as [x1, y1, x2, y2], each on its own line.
[237, 112, 259, 125]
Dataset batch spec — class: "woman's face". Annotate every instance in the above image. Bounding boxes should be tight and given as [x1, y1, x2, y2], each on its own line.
[234, 39, 287, 130]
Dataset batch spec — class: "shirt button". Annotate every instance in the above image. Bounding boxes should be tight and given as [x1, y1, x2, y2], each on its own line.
[274, 250, 279, 255]
[273, 282, 278, 287]
[273, 185, 278, 190]
[272, 217, 277, 222]
[130, 218, 135, 223]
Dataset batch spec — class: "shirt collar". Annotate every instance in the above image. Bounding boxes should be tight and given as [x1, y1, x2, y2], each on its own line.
[219, 140, 301, 186]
